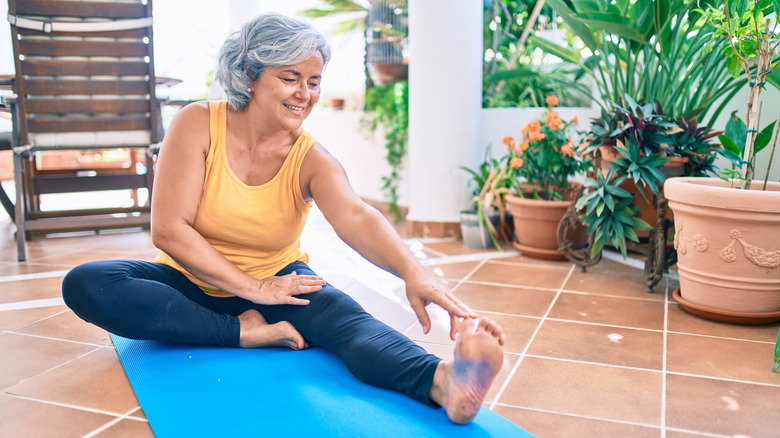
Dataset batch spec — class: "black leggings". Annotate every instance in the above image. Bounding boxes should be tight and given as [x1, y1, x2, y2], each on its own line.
[62, 260, 441, 406]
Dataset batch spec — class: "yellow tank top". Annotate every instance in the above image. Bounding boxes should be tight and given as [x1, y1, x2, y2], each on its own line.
[155, 100, 312, 297]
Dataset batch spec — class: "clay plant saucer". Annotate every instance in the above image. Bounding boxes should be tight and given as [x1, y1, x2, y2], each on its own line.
[673, 288, 780, 325]
[512, 240, 566, 260]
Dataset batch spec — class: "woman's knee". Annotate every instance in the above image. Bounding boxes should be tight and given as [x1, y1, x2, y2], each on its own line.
[61, 261, 122, 316]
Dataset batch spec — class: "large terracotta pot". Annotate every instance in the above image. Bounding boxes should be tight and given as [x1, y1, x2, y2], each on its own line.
[665, 177, 780, 324]
[507, 183, 587, 260]
[599, 145, 687, 238]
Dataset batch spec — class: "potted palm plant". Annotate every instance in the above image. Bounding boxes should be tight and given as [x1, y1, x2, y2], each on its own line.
[664, 0, 780, 325]
[503, 95, 593, 259]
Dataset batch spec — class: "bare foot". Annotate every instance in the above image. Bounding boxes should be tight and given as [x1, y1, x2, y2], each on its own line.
[430, 317, 505, 424]
[238, 309, 307, 350]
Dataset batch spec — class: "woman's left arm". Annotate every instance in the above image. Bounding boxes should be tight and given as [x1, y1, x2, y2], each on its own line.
[302, 144, 476, 339]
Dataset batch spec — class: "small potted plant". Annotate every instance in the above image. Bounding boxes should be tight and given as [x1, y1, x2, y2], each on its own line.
[503, 95, 593, 259]
[459, 149, 513, 249]
[664, 0, 780, 325]
[576, 95, 722, 259]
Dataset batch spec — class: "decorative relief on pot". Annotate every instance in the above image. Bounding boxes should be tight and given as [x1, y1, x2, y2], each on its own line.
[719, 229, 780, 268]
[674, 222, 709, 256]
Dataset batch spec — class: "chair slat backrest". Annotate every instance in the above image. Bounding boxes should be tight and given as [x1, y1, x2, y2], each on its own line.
[7, 0, 160, 147]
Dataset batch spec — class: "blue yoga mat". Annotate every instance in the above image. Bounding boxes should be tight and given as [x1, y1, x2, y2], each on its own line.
[112, 334, 533, 437]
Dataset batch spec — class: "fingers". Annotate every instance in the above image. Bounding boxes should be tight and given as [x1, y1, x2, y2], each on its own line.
[285, 296, 311, 306]
[410, 298, 432, 334]
[449, 313, 460, 341]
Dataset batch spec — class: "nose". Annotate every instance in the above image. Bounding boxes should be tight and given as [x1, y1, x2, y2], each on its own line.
[295, 82, 310, 101]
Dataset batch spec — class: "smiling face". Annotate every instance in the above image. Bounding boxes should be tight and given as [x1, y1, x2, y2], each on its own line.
[249, 51, 324, 132]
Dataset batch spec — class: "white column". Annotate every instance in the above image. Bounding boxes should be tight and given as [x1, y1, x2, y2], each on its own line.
[407, 0, 483, 225]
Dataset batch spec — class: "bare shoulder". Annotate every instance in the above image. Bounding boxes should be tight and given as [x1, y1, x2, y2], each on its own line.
[302, 141, 346, 177]
[163, 101, 211, 155]
[300, 141, 351, 200]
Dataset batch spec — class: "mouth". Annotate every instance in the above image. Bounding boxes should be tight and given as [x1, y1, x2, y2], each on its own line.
[284, 103, 305, 111]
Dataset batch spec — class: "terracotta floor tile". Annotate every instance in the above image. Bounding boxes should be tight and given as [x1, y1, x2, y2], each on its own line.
[0, 277, 65, 305]
[548, 292, 665, 330]
[528, 320, 664, 370]
[426, 260, 482, 282]
[665, 430, 724, 438]
[0, 306, 67, 331]
[93, 418, 155, 438]
[0, 393, 116, 438]
[487, 254, 574, 267]
[667, 333, 780, 384]
[6, 347, 139, 415]
[468, 260, 572, 290]
[499, 356, 662, 425]
[666, 374, 780, 438]
[0, 262, 72, 276]
[483, 313, 541, 355]
[564, 268, 666, 300]
[0, 332, 97, 390]
[667, 302, 780, 342]
[453, 282, 556, 317]
[12, 310, 112, 346]
[493, 405, 660, 438]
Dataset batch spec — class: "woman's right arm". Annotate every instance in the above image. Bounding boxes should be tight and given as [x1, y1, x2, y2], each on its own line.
[150, 103, 323, 305]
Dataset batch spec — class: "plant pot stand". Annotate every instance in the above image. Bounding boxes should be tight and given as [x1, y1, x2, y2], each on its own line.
[557, 181, 677, 292]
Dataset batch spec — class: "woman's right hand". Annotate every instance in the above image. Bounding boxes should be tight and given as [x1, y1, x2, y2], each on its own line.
[249, 271, 326, 305]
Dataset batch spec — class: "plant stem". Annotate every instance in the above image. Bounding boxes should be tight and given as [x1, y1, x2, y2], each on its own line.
[764, 118, 780, 190]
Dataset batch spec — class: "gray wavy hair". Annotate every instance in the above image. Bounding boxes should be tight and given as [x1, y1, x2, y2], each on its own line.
[215, 13, 331, 110]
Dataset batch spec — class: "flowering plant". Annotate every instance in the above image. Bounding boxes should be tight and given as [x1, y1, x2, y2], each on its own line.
[502, 95, 592, 200]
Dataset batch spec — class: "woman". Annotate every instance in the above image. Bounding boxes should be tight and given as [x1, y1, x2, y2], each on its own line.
[62, 13, 505, 424]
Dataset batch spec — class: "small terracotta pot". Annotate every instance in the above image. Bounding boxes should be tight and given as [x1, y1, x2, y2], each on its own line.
[507, 183, 587, 260]
[665, 177, 780, 323]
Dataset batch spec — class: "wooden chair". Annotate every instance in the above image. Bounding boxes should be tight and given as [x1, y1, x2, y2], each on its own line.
[5, 0, 163, 261]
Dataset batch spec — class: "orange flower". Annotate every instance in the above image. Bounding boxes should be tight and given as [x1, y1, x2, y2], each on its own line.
[545, 110, 564, 131]
[518, 141, 529, 151]
[521, 120, 546, 142]
[501, 135, 516, 151]
[572, 115, 579, 125]
[510, 157, 524, 169]
[560, 141, 575, 157]
[545, 95, 559, 107]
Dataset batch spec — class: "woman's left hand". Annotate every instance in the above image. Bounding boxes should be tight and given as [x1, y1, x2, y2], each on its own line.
[406, 276, 477, 341]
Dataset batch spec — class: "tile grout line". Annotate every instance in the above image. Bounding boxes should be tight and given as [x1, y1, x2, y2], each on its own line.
[488, 264, 577, 411]
[82, 405, 149, 438]
[4, 330, 110, 349]
[9, 345, 103, 387]
[661, 279, 670, 438]
[489, 402, 661, 430]
[2, 392, 137, 419]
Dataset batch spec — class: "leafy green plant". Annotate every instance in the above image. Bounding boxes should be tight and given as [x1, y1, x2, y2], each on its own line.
[536, 0, 745, 125]
[576, 95, 722, 258]
[717, 111, 777, 186]
[699, 0, 780, 188]
[361, 81, 408, 223]
[576, 166, 652, 257]
[482, 0, 590, 108]
[774, 327, 780, 372]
